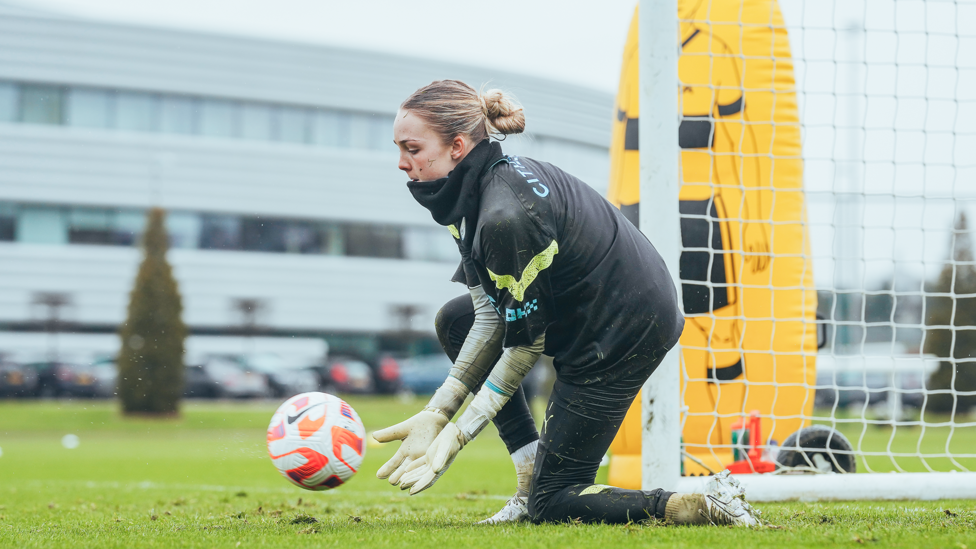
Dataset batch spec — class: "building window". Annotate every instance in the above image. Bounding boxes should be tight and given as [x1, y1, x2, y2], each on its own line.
[368, 114, 394, 151]
[199, 99, 239, 138]
[114, 210, 147, 246]
[242, 217, 288, 253]
[0, 80, 483, 158]
[200, 214, 243, 250]
[238, 217, 349, 254]
[167, 211, 202, 249]
[346, 224, 402, 259]
[241, 103, 273, 141]
[349, 113, 373, 150]
[66, 88, 113, 128]
[313, 110, 351, 148]
[20, 84, 64, 125]
[278, 106, 309, 144]
[160, 95, 196, 135]
[67, 207, 115, 245]
[116, 91, 158, 132]
[404, 227, 458, 262]
[0, 82, 20, 123]
[17, 206, 67, 244]
[281, 222, 327, 254]
[0, 201, 458, 262]
[318, 223, 345, 255]
[0, 203, 15, 241]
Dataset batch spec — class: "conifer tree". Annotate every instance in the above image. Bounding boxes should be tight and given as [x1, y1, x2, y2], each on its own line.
[924, 212, 976, 414]
[117, 208, 187, 415]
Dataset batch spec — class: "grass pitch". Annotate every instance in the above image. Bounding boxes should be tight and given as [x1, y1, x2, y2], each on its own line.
[0, 398, 973, 548]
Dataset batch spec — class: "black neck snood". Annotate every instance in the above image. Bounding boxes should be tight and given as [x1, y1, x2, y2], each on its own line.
[406, 140, 504, 242]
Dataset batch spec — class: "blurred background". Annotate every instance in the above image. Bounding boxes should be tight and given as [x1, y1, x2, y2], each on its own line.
[0, 0, 973, 417]
[0, 0, 631, 404]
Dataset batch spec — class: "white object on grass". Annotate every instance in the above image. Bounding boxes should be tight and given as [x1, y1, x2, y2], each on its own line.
[477, 493, 528, 525]
[678, 471, 976, 502]
[701, 471, 760, 527]
[62, 434, 80, 449]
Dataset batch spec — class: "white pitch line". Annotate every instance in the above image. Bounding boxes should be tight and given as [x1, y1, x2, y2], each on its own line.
[13, 479, 512, 500]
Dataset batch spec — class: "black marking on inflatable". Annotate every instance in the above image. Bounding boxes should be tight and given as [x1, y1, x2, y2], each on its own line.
[679, 198, 730, 314]
[718, 96, 744, 116]
[624, 117, 639, 150]
[679, 116, 713, 149]
[708, 359, 744, 383]
[624, 116, 715, 150]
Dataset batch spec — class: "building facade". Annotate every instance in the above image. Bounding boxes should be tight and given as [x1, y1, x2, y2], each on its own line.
[0, 2, 613, 358]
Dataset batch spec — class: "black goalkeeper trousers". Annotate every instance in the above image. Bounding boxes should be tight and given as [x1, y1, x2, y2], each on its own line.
[435, 294, 673, 524]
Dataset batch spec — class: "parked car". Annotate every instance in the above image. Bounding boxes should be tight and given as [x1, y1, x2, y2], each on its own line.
[815, 369, 932, 410]
[30, 360, 98, 398]
[398, 353, 452, 395]
[200, 356, 270, 399]
[814, 354, 940, 410]
[373, 353, 404, 394]
[0, 360, 39, 397]
[90, 360, 118, 398]
[242, 353, 320, 398]
[183, 364, 220, 398]
[318, 356, 375, 394]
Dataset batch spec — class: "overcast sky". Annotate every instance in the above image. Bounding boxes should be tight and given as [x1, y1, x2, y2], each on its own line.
[12, 0, 976, 291]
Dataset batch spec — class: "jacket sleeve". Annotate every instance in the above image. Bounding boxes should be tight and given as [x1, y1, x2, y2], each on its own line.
[479, 207, 558, 347]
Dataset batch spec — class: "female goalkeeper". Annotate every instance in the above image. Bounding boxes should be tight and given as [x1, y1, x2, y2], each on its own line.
[373, 80, 759, 527]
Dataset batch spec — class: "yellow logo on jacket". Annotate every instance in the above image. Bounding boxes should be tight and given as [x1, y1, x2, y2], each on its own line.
[487, 240, 559, 302]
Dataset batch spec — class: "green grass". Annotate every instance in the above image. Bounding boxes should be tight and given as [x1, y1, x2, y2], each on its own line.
[0, 398, 973, 548]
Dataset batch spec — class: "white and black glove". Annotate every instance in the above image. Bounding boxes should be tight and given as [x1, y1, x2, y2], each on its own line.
[400, 335, 544, 495]
[373, 376, 468, 486]
[398, 388, 508, 494]
[376, 285, 503, 487]
[373, 409, 448, 485]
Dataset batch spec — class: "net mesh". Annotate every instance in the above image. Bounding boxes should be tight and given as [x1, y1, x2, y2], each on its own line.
[675, 0, 976, 476]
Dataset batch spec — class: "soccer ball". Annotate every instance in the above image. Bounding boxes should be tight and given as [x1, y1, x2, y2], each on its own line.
[267, 392, 366, 490]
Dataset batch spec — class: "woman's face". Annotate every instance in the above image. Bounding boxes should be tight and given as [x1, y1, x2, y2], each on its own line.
[393, 109, 471, 182]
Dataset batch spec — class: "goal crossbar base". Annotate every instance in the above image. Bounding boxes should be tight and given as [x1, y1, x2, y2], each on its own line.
[675, 472, 976, 502]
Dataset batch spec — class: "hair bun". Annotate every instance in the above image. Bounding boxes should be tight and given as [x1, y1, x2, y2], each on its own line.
[400, 80, 525, 143]
[480, 89, 525, 136]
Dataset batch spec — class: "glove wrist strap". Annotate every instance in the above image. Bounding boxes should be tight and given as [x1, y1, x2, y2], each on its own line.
[456, 388, 509, 442]
[423, 376, 469, 419]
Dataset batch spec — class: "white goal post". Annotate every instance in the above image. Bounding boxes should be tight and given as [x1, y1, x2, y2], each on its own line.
[638, 0, 976, 501]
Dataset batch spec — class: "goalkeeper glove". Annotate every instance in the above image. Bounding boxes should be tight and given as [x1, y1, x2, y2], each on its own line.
[373, 376, 468, 486]
[399, 388, 509, 494]
[373, 410, 449, 485]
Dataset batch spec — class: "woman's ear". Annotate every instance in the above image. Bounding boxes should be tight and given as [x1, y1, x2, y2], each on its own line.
[450, 136, 467, 160]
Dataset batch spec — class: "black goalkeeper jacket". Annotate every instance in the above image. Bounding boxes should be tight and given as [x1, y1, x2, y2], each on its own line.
[409, 140, 684, 385]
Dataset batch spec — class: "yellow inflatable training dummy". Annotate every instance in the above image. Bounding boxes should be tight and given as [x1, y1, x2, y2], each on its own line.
[607, 0, 818, 483]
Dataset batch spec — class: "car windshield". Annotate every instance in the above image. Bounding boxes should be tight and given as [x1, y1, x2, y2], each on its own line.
[247, 353, 315, 373]
[206, 358, 244, 376]
[343, 361, 371, 376]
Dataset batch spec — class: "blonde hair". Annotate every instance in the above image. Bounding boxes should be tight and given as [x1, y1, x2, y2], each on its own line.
[400, 80, 525, 144]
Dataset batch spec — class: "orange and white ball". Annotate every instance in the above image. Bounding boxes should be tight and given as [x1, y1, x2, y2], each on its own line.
[267, 392, 366, 490]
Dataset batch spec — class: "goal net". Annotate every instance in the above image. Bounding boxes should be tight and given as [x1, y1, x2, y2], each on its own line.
[609, 0, 976, 500]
